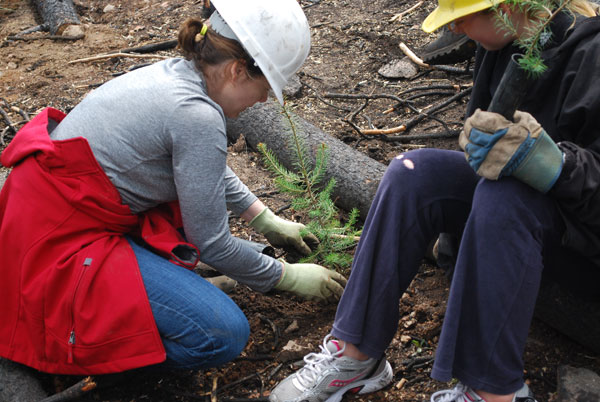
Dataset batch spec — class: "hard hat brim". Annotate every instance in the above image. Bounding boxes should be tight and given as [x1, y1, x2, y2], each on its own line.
[210, 0, 310, 106]
[421, 0, 502, 33]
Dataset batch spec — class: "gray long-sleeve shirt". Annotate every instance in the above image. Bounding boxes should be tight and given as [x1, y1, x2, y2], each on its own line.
[50, 58, 281, 292]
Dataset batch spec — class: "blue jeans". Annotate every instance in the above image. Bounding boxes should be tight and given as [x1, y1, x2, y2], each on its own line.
[127, 238, 249, 370]
[331, 149, 599, 395]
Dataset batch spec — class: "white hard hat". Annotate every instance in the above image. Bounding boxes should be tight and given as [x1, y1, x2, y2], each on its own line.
[209, 0, 311, 105]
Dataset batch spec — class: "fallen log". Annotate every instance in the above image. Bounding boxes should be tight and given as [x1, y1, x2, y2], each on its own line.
[226, 101, 387, 220]
[33, 0, 81, 36]
[0, 358, 47, 401]
[225, 99, 600, 355]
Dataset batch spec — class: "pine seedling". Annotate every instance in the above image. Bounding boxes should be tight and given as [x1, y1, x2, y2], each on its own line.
[257, 103, 361, 272]
[492, 0, 573, 76]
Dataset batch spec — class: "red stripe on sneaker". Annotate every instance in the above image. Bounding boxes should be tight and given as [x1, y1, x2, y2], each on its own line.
[350, 386, 363, 394]
[331, 340, 341, 351]
[328, 372, 366, 388]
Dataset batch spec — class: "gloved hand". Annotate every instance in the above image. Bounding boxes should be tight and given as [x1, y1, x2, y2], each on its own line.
[459, 109, 564, 193]
[275, 262, 347, 303]
[249, 208, 319, 255]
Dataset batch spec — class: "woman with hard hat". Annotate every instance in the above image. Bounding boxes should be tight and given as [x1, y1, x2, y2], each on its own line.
[0, 0, 347, 375]
[269, 0, 600, 401]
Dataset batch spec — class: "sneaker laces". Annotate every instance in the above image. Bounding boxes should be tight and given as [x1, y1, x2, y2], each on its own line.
[294, 334, 344, 390]
[431, 383, 476, 402]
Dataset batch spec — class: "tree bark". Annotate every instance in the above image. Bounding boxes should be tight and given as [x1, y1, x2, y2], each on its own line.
[226, 101, 387, 221]
[0, 358, 47, 401]
[33, 0, 81, 35]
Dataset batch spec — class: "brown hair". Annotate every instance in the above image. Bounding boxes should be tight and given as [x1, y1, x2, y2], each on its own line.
[177, 17, 263, 78]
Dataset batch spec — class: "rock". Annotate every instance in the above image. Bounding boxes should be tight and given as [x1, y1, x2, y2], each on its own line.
[284, 320, 299, 334]
[378, 57, 419, 79]
[400, 335, 412, 344]
[277, 340, 312, 363]
[553, 365, 600, 402]
[62, 24, 85, 39]
[103, 4, 117, 13]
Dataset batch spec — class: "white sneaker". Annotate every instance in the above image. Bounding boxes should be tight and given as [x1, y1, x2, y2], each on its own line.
[269, 335, 393, 402]
[430, 382, 538, 402]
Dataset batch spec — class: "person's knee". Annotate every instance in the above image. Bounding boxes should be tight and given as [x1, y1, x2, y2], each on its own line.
[472, 178, 540, 220]
[173, 314, 249, 369]
[202, 311, 249, 365]
[222, 314, 250, 360]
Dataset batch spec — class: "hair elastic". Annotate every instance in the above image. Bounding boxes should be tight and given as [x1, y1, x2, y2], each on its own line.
[194, 24, 208, 42]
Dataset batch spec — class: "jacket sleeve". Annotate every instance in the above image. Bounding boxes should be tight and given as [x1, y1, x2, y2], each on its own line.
[548, 33, 600, 258]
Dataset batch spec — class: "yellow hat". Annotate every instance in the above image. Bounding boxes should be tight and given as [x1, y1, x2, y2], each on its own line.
[421, 0, 503, 33]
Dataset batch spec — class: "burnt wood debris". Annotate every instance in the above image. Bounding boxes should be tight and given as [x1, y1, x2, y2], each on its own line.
[33, 0, 81, 36]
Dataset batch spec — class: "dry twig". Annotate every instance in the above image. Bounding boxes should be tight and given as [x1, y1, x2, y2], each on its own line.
[361, 125, 406, 135]
[7, 35, 82, 41]
[211, 376, 218, 402]
[116, 39, 178, 54]
[258, 314, 280, 351]
[390, 1, 424, 22]
[399, 42, 429, 68]
[69, 52, 169, 64]
[39, 377, 97, 402]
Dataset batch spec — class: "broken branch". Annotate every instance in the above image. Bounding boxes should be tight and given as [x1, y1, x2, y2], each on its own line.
[116, 39, 178, 54]
[399, 42, 429, 68]
[6, 34, 83, 41]
[390, 1, 424, 22]
[69, 52, 169, 64]
[39, 376, 97, 402]
[361, 125, 406, 135]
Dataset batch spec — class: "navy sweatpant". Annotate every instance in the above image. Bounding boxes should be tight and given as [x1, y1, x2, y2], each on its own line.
[331, 148, 598, 394]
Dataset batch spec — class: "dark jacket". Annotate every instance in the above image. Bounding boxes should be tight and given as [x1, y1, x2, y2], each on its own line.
[468, 14, 600, 266]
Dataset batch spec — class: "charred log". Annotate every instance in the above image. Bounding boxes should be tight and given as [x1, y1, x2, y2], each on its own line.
[33, 0, 81, 36]
[0, 358, 47, 401]
[226, 101, 387, 221]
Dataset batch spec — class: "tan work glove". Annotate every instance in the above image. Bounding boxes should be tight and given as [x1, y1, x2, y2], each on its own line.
[250, 208, 319, 255]
[275, 262, 347, 303]
[459, 109, 563, 193]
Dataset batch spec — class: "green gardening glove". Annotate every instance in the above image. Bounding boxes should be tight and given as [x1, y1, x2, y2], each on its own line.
[275, 262, 347, 303]
[459, 109, 564, 193]
[249, 208, 319, 255]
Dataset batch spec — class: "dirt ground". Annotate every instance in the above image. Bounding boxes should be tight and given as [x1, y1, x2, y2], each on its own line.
[1, 0, 599, 401]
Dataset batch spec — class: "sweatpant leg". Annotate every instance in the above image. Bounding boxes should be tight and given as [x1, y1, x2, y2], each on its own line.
[431, 177, 566, 394]
[331, 149, 480, 358]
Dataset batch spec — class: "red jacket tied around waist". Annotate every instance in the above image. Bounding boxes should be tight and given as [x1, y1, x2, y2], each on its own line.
[0, 108, 199, 374]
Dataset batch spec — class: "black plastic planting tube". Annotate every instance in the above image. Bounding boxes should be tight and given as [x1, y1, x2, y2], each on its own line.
[487, 54, 535, 120]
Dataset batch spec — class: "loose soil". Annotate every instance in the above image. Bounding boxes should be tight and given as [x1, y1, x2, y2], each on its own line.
[1, 1, 599, 401]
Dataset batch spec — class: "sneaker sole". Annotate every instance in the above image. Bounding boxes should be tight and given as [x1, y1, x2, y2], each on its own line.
[324, 360, 393, 402]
